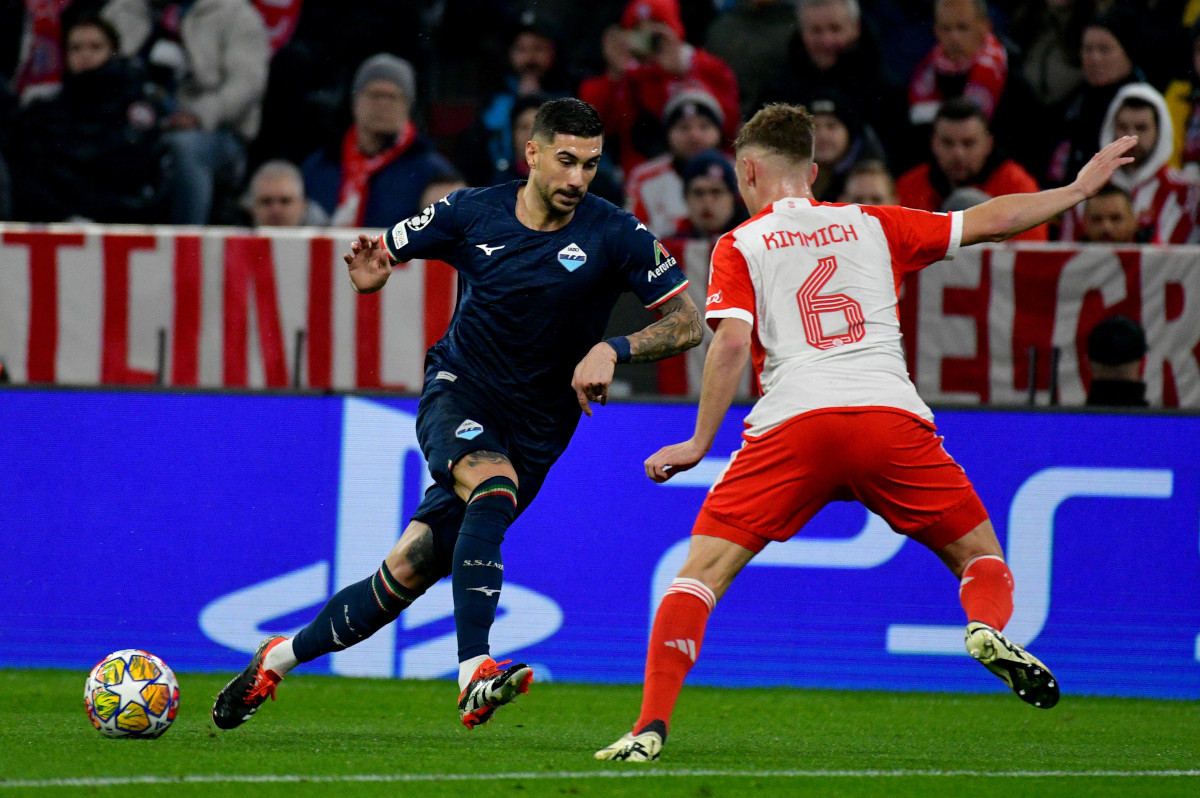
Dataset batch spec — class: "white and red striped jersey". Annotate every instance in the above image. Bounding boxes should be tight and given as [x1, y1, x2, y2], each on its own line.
[706, 198, 963, 436]
[625, 154, 688, 238]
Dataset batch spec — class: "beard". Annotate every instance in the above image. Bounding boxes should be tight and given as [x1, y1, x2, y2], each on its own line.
[533, 177, 584, 217]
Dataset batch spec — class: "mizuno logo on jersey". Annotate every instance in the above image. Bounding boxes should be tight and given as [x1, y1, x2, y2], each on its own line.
[455, 419, 484, 439]
[477, 243, 505, 255]
[557, 243, 587, 271]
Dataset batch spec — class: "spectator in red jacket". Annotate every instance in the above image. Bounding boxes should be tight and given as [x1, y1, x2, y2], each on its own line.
[896, 98, 1048, 241]
[579, 0, 739, 174]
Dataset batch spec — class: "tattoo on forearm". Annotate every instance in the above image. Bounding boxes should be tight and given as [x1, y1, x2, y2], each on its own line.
[629, 293, 704, 363]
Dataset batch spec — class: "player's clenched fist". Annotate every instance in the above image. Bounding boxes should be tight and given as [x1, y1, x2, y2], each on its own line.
[344, 233, 393, 294]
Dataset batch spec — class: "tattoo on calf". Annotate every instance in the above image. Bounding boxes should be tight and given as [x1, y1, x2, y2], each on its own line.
[405, 526, 445, 580]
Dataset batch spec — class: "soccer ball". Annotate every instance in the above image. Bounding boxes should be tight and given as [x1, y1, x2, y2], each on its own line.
[84, 649, 180, 738]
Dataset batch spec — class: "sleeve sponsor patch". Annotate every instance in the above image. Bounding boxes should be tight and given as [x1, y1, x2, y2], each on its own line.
[391, 223, 409, 251]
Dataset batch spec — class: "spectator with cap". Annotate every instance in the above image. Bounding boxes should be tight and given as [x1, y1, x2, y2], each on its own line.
[455, 10, 575, 187]
[579, 0, 739, 174]
[896, 97, 1048, 240]
[805, 89, 887, 201]
[838, 159, 898, 205]
[624, 84, 729, 237]
[9, 13, 166, 223]
[675, 149, 749, 239]
[1081, 183, 1139, 243]
[243, 160, 328, 228]
[1085, 315, 1148, 407]
[1046, 6, 1146, 186]
[102, 0, 270, 225]
[301, 53, 456, 228]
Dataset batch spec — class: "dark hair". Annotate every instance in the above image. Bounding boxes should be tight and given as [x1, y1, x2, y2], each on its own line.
[65, 14, 121, 53]
[933, 97, 988, 127]
[1092, 182, 1132, 202]
[734, 103, 815, 163]
[511, 93, 548, 126]
[530, 98, 604, 142]
[1116, 96, 1157, 115]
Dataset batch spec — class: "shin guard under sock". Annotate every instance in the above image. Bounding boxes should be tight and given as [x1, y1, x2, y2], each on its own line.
[635, 578, 716, 733]
[959, 555, 1014, 630]
[452, 476, 518, 662]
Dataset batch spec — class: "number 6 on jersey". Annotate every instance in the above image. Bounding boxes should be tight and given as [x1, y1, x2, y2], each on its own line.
[797, 255, 865, 350]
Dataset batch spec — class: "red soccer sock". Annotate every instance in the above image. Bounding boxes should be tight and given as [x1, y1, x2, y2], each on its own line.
[959, 555, 1014, 630]
[635, 578, 716, 734]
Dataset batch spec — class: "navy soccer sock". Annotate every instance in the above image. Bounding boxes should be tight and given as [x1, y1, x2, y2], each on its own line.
[291, 562, 420, 663]
[452, 476, 519, 662]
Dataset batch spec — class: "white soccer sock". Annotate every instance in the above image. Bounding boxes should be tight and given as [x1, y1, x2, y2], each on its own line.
[458, 654, 490, 691]
[263, 637, 299, 677]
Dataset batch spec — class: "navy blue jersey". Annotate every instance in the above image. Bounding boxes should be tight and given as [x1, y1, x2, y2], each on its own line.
[381, 182, 689, 431]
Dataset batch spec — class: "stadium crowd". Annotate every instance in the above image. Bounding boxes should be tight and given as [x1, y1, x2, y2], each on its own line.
[2, 0, 1199, 243]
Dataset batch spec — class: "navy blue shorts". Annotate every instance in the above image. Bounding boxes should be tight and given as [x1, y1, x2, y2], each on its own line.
[409, 369, 567, 575]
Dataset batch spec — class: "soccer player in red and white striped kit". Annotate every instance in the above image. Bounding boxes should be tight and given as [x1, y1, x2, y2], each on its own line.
[597, 103, 1139, 762]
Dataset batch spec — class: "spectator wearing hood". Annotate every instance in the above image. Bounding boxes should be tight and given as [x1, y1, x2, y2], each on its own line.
[9, 13, 165, 222]
[624, 85, 729, 237]
[805, 89, 887, 201]
[1062, 83, 1199, 243]
[301, 54, 456, 228]
[896, 97, 1047, 240]
[1045, 6, 1145, 186]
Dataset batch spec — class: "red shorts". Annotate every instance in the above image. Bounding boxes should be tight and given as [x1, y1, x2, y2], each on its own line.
[693, 409, 988, 553]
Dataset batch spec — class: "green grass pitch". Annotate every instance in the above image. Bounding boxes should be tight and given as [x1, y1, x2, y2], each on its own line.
[2, 669, 1197, 797]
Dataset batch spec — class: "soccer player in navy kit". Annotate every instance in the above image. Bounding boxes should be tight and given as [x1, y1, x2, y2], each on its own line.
[212, 98, 704, 730]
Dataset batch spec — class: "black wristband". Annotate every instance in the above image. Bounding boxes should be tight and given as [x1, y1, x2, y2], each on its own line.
[605, 336, 632, 364]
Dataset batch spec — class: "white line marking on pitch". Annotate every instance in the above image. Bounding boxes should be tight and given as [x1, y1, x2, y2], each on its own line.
[2, 770, 1199, 788]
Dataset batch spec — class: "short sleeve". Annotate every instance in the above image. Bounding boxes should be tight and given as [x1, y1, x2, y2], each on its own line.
[381, 191, 461, 264]
[610, 214, 690, 309]
[704, 233, 755, 332]
[860, 205, 963, 272]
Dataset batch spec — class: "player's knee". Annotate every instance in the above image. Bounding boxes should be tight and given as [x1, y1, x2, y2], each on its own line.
[453, 450, 519, 495]
[386, 523, 444, 591]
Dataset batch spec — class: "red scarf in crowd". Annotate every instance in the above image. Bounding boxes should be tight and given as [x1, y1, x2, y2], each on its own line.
[333, 121, 417, 227]
[909, 32, 1008, 122]
[14, 0, 73, 101]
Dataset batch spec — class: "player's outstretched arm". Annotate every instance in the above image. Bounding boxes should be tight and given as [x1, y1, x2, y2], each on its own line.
[572, 291, 704, 416]
[343, 233, 394, 294]
[961, 136, 1138, 246]
[645, 317, 751, 483]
